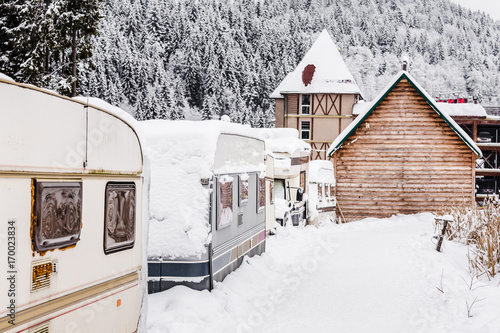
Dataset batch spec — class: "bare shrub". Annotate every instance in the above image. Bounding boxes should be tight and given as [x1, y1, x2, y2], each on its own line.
[437, 198, 500, 280]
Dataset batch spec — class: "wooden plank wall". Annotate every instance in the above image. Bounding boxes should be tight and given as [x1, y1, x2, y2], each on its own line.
[335, 79, 475, 222]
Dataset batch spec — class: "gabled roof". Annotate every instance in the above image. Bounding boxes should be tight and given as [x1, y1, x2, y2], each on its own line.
[327, 71, 482, 157]
[270, 29, 362, 98]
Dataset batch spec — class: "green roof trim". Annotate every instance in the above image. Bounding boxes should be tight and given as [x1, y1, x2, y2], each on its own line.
[328, 72, 482, 158]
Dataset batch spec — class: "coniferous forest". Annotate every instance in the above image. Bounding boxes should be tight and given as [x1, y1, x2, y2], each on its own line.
[2, 0, 500, 125]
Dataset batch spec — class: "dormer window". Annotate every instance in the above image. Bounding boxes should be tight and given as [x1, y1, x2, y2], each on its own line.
[301, 94, 310, 114]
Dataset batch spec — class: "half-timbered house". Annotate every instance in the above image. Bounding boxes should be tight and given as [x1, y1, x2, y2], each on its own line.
[328, 72, 482, 222]
[271, 29, 362, 160]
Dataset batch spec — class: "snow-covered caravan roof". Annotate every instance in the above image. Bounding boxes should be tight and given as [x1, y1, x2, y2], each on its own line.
[328, 71, 482, 158]
[309, 160, 335, 185]
[138, 120, 266, 259]
[257, 128, 311, 156]
[270, 29, 362, 98]
[0, 78, 142, 174]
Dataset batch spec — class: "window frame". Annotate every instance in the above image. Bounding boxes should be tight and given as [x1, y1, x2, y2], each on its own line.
[217, 176, 234, 230]
[300, 121, 311, 140]
[257, 175, 266, 213]
[239, 174, 249, 207]
[301, 94, 311, 115]
[33, 180, 82, 252]
[103, 182, 136, 254]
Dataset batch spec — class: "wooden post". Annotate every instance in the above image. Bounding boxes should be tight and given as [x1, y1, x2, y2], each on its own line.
[435, 216, 453, 252]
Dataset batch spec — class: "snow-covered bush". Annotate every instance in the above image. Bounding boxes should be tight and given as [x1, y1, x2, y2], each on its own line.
[438, 199, 500, 279]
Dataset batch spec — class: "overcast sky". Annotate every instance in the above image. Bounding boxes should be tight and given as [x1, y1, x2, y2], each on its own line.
[450, 0, 500, 21]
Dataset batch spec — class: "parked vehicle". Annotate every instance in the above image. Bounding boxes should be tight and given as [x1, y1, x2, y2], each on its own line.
[0, 78, 144, 332]
[308, 160, 337, 226]
[141, 121, 267, 292]
[260, 129, 311, 226]
[478, 131, 493, 143]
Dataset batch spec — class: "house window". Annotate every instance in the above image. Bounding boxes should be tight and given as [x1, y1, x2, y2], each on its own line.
[301, 121, 310, 140]
[104, 183, 136, 254]
[301, 94, 310, 114]
[217, 176, 233, 230]
[257, 175, 266, 213]
[33, 181, 82, 252]
[239, 174, 249, 206]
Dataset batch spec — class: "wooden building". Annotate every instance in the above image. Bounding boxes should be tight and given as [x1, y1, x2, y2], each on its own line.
[445, 105, 500, 197]
[271, 29, 362, 160]
[327, 72, 482, 222]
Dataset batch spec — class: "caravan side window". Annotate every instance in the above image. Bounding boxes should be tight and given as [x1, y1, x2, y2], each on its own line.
[104, 183, 136, 254]
[257, 175, 265, 213]
[217, 176, 233, 230]
[239, 174, 249, 207]
[33, 181, 82, 252]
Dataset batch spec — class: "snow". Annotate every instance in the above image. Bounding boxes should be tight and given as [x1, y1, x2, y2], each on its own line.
[0, 73, 15, 82]
[137, 120, 266, 259]
[274, 197, 290, 220]
[328, 71, 483, 158]
[147, 213, 500, 332]
[73, 96, 138, 125]
[436, 103, 487, 117]
[308, 160, 335, 184]
[256, 128, 310, 156]
[270, 29, 362, 98]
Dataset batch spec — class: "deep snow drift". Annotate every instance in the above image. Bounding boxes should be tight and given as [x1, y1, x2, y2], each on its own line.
[147, 214, 500, 333]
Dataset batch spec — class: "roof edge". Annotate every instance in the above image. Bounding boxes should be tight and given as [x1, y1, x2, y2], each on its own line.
[328, 72, 482, 158]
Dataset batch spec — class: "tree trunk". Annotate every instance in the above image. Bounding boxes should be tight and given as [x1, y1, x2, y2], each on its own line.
[71, 28, 77, 97]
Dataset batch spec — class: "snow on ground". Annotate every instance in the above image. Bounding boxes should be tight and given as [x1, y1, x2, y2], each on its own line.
[147, 213, 500, 333]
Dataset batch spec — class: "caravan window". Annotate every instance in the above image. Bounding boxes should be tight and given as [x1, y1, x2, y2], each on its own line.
[300, 171, 306, 193]
[217, 176, 233, 229]
[104, 183, 136, 254]
[33, 181, 82, 252]
[239, 175, 249, 206]
[269, 180, 274, 205]
[257, 176, 266, 212]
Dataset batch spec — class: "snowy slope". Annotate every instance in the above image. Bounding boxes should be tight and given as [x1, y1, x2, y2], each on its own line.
[147, 214, 500, 332]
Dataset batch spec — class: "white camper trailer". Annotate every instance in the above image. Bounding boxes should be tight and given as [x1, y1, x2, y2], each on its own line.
[261, 129, 311, 227]
[0, 78, 144, 332]
[140, 121, 267, 292]
[308, 160, 336, 226]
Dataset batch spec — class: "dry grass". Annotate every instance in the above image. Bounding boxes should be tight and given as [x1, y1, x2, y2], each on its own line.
[437, 199, 500, 280]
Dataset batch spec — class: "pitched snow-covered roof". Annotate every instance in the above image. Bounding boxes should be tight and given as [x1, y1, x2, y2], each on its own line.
[328, 71, 482, 158]
[270, 29, 361, 98]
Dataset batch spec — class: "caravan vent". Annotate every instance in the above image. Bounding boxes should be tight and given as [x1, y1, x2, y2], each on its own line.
[31, 259, 53, 292]
[29, 322, 49, 333]
[237, 213, 243, 226]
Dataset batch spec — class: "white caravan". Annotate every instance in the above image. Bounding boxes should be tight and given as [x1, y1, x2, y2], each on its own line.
[261, 129, 311, 226]
[140, 121, 267, 292]
[0, 78, 144, 332]
[308, 160, 337, 226]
